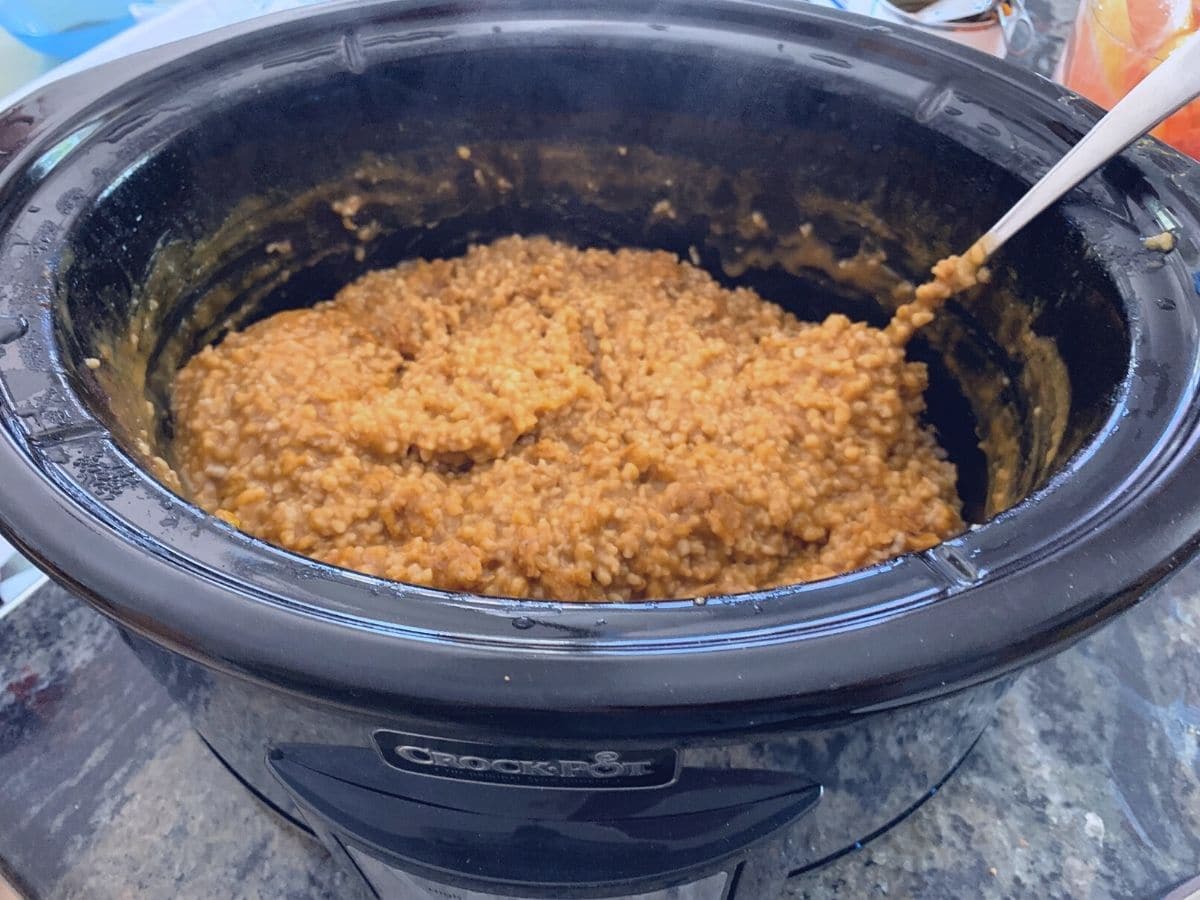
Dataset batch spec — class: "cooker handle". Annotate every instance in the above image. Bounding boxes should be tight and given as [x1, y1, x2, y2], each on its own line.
[0, 19, 258, 195]
[0, 49, 167, 196]
[0, 85, 63, 193]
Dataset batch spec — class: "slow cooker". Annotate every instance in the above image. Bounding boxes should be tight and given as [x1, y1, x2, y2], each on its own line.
[1, 2, 1199, 897]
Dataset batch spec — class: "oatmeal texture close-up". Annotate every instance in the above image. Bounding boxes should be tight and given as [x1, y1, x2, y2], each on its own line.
[172, 236, 963, 601]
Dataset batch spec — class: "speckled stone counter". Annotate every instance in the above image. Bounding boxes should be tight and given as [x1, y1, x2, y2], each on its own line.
[2, 558, 1198, 900]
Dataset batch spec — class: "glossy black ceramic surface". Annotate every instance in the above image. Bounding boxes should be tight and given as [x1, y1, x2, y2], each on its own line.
[1, 1, 1199, 896]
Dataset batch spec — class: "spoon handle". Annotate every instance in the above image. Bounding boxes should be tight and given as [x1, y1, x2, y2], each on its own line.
[980, 29, 1200, 257]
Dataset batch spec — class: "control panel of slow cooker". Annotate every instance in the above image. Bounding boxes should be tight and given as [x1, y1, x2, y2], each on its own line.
[268, 734, 820, 892]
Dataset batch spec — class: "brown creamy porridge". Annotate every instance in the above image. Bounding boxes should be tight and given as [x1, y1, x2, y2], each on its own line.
[172, 236, 964, 601]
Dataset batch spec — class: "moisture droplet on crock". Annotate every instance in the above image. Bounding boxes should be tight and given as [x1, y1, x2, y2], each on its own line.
[512, 616, 535, 630]
[1156, 297, 1177, 310]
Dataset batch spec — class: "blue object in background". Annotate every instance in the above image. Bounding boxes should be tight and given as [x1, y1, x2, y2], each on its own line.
[0, 0, 134, 59]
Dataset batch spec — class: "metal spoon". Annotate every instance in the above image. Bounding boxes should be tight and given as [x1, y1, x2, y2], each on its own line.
[973, 29, 1200, 262]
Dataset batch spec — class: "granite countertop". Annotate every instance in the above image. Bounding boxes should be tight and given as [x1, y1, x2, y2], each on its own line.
[2, 3, 1199, 899]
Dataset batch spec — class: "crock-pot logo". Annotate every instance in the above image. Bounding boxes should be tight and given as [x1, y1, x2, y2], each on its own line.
[397, 746, 653, 779]
[373, 731, 678, 789]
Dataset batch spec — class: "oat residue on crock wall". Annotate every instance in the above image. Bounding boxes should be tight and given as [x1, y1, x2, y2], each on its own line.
[1143, 231, 1176, 253]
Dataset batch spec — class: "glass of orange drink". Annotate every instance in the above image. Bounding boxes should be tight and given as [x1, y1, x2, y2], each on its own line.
[1060, 0, 1199, 158]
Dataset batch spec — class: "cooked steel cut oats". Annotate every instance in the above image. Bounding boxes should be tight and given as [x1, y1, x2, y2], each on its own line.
[172, 236, 962, 601]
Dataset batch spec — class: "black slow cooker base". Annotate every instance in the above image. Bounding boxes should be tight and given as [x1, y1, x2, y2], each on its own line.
[202, 717, 987, 885]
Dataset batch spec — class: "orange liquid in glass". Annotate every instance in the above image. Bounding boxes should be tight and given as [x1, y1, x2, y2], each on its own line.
[1061, 0, 1199, 159]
